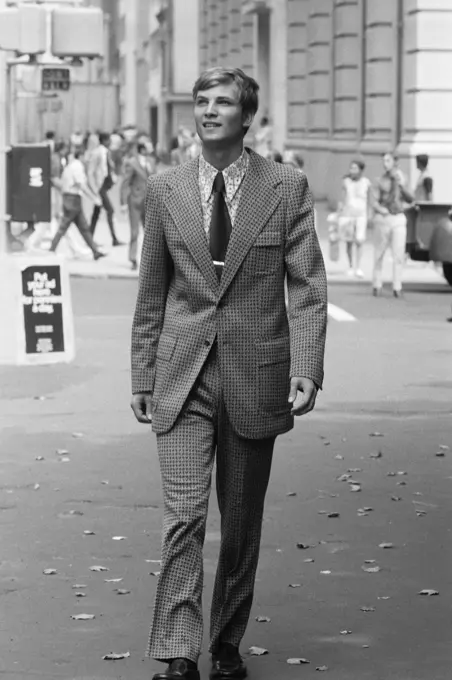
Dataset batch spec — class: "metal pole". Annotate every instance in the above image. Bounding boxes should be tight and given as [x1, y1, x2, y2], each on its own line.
[0, 0, 9, 255]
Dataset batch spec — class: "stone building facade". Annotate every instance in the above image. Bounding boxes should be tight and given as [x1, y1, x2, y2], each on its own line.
[198, 0, 452, 204]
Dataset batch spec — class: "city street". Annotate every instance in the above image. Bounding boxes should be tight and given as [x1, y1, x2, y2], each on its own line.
[1, 265, 451, 680]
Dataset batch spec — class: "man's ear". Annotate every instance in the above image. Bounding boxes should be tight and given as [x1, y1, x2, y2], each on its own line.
[242, 111, 255, 130]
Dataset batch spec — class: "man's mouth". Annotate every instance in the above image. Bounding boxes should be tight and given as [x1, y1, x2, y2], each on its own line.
[203, 122, 221, 128]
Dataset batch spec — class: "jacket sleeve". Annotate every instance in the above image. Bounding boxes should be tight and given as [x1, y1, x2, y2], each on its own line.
[284, 172, 328, 389]
[131, 177, 173, 394]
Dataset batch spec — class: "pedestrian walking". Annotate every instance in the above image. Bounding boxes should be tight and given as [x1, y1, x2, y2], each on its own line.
[372, 151, 414, 297]
[338, 159, 371, 278]
[130, 66, 327, 680]
[87, 132, 122, 245]
[414, 154, 433, 201]
[120, 142, 156, 270]
[49, 149, 105, 260]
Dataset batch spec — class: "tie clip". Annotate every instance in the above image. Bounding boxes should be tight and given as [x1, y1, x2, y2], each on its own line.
[213, 261, 225, 266]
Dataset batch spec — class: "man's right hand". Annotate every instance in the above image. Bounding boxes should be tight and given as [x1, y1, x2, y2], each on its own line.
[131, 392, 153, 424]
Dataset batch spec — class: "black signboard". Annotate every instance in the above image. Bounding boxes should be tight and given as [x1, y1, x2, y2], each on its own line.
[21, 266, 65, 354]
[41, 67, 71, 92]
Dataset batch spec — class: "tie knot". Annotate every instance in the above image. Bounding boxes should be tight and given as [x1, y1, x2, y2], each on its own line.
[213, 171, 225, 194]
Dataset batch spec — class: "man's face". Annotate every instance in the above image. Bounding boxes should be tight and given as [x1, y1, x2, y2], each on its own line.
[194, 81, 253, 147]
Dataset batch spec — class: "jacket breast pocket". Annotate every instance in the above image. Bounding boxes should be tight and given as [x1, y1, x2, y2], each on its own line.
[153, 334, 177, 406]
[248, 231, 282, 275]
[255, 336, 291, 414]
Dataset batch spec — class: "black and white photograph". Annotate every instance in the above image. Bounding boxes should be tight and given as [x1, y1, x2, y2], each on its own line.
[0, 2, 451, 680]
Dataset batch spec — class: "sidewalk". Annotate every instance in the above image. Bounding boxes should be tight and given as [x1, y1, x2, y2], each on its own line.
[63, 199, 446, 287]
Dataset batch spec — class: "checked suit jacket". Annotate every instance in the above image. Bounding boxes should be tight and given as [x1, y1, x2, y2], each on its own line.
[131, 149, 327, 439]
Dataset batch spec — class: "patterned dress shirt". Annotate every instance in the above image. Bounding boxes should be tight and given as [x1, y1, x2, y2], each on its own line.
[198, 149, 249, 235]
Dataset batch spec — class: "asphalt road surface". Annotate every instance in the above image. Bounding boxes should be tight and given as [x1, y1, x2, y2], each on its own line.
[0, 277, 451, 680]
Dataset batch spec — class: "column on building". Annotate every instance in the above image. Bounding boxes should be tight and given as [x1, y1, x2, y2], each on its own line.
[399, 0, 452, 201]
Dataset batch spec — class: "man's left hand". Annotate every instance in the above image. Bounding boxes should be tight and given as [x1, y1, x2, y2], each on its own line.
[288, 377, 318, 416]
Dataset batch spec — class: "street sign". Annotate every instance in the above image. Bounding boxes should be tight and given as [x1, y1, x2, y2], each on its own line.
[21, 265, 65, 355]
[41, 67, 71, 92]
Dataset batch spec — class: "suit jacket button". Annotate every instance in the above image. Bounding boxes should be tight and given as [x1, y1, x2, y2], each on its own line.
[205, 339, 210, 346]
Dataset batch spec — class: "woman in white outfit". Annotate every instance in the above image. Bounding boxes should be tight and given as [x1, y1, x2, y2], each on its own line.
[372, 152, 414, 298]
[339, 160, 371, 278]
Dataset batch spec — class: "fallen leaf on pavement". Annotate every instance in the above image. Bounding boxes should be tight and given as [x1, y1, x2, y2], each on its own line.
[316, 666, 328, 671]
[320, 570, 332, 575]
[439, 445, 450, 451]
[102, 652, 131, 660]
[43, 568, 57, 575]
[360, 606, 375, 612]
[362, 645, 370, 648]
[378, 596, 391, 600]
[145, 559, 162, 564]
[369, 432, 384, 437]
[387, 472, 396, 477]
[71, 613, 95, 620]
[72, 584, 87, 588]
[56, 448, 69, 455]
[90, 565, 109, 572]
[364, 560, 376, 564]
[35, 456, 45, 461]
[101, 480, 109, 485]
[296, 543, 313, 550]
[287, 658, 310, 664]
[75, 592, 86, 597]
[115, 589, 131, 595]
[60, 457, 70, 463]
[340, 630, 352, 635]
[72, 432, 84, 438]
[337, 474, 351, 482]
[334, 455, 344, 460]
[350, 485, 361, 492]
[435, 450, 446, 457]
[255, 616, 271, 623]
[150, 571, 161, 576]
[304, 558, 315, 563]
[84, 530, 95, 535]
[318, 510, 328, 515]
[419, 589, 439, 596]
[289, 583, 301, 588]
[249, 646, 268, 656]
[362, 565, 381, 573]
[33, 484, 40, 490]
[327, 512, 340, 518]
[112, 536, 127, 541]
[370, 451, 382, 458]
[105, 578, 123, 583]
[348, 468, 362, 473]
[379, 543, 393, 549]
[68, 510, 83, 516]
[397, 471, 407, 476]
[391, 496, 402, 501]
[286, 491, 297, 496]
[324, 441, 331, 446]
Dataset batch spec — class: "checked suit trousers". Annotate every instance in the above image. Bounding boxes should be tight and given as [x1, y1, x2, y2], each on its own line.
[147, 344, 275, 662]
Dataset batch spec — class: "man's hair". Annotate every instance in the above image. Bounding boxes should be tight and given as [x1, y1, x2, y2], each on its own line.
[416, 154, 429, 170]
[99, 132, 110, 145]
[192, 67, 259, 124]
[137, 143, 147, 155]
[351, 158, 365, 171]
[45, 131, 55, 141]
[383, 150, 399, 162]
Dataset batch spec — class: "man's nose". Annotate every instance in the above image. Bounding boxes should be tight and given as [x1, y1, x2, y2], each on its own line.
[205, 101, 218, 116]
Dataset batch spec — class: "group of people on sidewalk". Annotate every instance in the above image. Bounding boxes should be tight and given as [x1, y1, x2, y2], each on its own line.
[334, 151, 433, 296]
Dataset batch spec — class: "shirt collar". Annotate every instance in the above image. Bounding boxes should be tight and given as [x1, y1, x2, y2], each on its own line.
[199, 149, 249, 203]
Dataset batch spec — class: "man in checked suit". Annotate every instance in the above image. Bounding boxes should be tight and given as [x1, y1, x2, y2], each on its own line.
[131, 67, 327, 680]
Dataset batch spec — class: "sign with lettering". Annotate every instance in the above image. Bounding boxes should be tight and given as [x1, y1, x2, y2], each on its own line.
[41, 67, 71, 92]
[21, 265, 65, 354]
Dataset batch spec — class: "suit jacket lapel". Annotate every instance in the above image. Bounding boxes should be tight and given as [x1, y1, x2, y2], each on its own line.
[219, 151, 282, 297]
[164, 160, 219, 292]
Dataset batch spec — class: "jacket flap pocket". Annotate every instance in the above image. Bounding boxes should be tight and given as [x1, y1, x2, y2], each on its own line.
[254, 231, 281, 247]
[255, 336, 290, 365]
[156, 334, 177, 361]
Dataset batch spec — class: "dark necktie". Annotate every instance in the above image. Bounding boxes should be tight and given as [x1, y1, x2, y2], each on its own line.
[209, 172, 232, 279]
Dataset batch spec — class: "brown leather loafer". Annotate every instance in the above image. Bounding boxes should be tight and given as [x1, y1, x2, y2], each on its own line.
[210, 644, 247, 679]
[152, 658, 200, 680]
